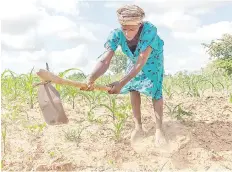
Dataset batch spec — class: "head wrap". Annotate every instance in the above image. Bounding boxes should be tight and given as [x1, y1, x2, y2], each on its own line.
[117, 4, 145, 25]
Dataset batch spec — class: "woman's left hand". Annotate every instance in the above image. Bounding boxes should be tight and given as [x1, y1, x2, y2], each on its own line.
[107, 81, 123, 94]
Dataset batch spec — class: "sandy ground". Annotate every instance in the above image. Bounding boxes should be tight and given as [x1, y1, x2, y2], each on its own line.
[1, 92, 232, 171]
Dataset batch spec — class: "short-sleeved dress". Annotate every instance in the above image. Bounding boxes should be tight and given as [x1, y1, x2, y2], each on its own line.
[104, 21, 164, 100]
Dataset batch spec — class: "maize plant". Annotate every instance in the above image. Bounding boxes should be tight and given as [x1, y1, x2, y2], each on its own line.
[55, 68, 85, 93]
[1, 70, 21, 102]
[163, 82, 177, 99]
[165, 102, 193, 120]
[97, 94, 130, 140]
[20, 67, 40, 109]
[223, 74, 232, 94]
[112, 118, 125, 141]
[2, 103, 25, 122]
[52, 68, 86, 108]
[63, 125, 88, 147]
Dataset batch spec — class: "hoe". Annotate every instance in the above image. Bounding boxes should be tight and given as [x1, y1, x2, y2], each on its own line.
[33, 64, 111, 125]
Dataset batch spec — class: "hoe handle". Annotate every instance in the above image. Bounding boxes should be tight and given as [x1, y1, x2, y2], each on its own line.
[35, 69, 111, 92]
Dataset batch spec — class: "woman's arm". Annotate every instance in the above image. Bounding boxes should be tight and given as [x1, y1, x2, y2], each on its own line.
[88, 50, 115, 82]
[107, 46, 152, 94]
[119, 46, 152, 87]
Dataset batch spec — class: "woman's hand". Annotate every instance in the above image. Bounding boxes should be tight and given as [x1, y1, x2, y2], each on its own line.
[107, 81, 123, 94]
[80, 76, 95, 91]
[80, 50, 115, 91]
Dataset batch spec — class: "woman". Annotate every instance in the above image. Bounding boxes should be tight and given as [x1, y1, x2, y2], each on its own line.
[82, 4, 167, 147]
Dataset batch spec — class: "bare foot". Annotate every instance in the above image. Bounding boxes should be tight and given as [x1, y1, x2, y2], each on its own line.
[155, 129, 167, 147]
[130, 128, 145, 143]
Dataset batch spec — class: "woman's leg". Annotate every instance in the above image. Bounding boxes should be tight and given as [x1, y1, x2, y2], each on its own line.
[152, 98, 163, 129]
[130, 91, 144, 142]
[152, 97, 167, 146]
[130, 91, 142, 130]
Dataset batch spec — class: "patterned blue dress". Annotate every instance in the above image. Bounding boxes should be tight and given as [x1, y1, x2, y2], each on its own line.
[104, 21, 164, 100]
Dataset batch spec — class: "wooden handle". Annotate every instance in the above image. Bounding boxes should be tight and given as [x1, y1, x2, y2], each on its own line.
[36, 69, 111, 91]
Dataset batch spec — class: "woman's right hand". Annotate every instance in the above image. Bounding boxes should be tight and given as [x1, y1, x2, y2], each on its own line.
[80, 76, 95, 91]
